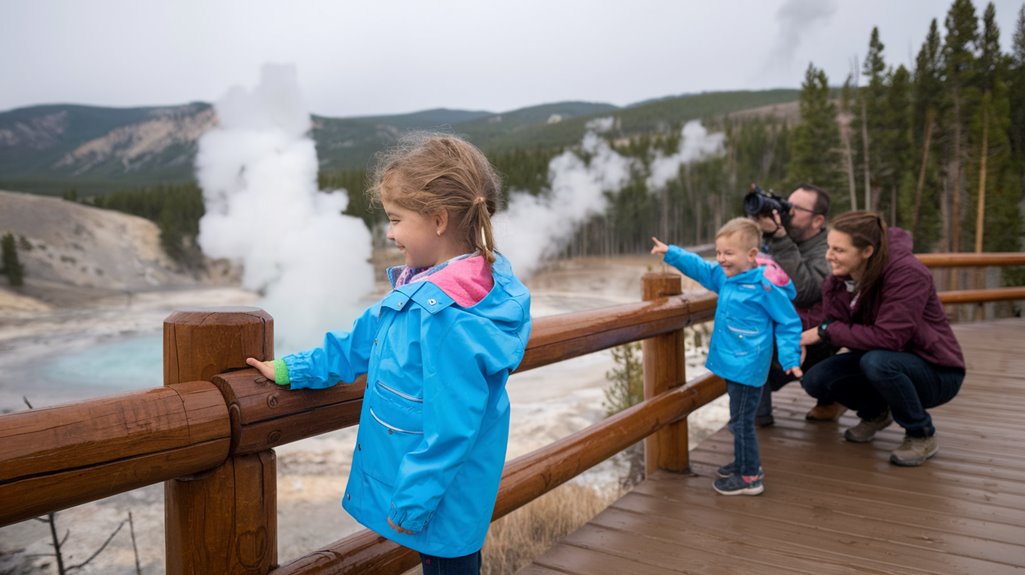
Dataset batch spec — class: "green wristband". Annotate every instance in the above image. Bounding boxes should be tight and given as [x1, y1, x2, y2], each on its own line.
[272, 359, 290, 386]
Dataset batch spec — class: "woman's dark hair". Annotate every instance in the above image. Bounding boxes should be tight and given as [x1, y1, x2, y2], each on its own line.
[831, 210, 889, 299]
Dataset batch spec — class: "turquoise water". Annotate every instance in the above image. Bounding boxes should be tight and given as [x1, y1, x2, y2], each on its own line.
[40, 332, 165, 392]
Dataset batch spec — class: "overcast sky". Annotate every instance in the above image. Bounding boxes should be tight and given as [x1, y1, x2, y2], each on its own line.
[3, 0, 1023, 118]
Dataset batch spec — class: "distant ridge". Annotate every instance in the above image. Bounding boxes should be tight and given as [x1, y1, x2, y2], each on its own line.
[0, 90, 799, 196]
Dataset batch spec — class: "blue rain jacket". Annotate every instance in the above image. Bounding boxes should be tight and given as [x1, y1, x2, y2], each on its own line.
[664, 245, 801, 386]
[280, 254, 531, 557]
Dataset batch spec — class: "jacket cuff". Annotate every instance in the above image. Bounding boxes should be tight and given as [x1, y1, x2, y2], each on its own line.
[272, 359, 290, 386]
[389, 505, 429, 533]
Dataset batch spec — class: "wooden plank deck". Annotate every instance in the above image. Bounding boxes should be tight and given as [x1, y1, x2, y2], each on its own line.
[518, 317, 1025, 575]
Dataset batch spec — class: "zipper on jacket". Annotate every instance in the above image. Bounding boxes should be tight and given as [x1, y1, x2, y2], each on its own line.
[377, 381, 423, 403]
[369, 408, 423, 434]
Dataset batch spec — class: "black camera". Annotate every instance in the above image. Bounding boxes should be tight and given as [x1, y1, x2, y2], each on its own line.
[743, 184, 791, 229]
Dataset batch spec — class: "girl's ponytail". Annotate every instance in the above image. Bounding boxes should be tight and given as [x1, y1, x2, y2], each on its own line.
[468, 195, 497, 263]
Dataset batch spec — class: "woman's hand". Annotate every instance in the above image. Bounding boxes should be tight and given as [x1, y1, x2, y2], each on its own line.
[246, 357, 277, 381]
[650, 236, 669, 256]
[800, 327, 820, 347]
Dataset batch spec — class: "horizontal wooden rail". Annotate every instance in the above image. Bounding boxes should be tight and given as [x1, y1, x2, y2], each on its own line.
[0, 381, 230, 526]
[916, 252, 1025, 268]
[938, 286, 1025, 305]
[0, 295, 711, 529]
[518, 293, 716, 372]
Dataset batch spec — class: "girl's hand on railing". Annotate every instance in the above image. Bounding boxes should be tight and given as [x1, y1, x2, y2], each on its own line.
[246, 357, 277, 382]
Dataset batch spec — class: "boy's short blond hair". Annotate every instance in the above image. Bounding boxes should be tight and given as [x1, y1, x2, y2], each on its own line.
[716, 217, 761, 252]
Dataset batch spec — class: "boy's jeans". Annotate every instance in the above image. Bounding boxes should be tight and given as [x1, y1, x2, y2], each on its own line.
[726, 380, 762, 476]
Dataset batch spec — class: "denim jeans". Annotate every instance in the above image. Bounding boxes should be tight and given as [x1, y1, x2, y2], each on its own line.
[757, 340, 835, 418]
[801, 350, 964, 437]
[420, 550, 482, 575]
[726, 380, 762, 477]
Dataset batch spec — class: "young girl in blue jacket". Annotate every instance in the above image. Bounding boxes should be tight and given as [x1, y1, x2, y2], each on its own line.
[248, 133, 532, 574]
[652, 218, 802, 496]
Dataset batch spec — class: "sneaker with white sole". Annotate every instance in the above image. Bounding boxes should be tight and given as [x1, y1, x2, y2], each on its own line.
[713, 474, 765, 496]
[890, 434, 938, 466]
[843, 410, 894, 443]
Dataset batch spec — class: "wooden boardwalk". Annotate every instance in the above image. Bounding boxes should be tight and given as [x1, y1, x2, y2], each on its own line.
[518, 317, 1025, 575]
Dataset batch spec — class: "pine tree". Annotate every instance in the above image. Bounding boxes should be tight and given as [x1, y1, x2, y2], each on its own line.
[882, 65, 914, 227]
[787, 64, 842, 194]
[838, 73, 859, 211]
[942, 0, 981, 253]
[1008, 5, 1025, 198]
[2, 232, 24, 287]
[966, 2, 1020, 254]
[853, 27, 890, 211]
[911, 19, 946, 248]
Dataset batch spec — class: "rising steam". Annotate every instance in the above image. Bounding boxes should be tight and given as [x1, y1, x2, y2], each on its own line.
[195, 63, 374, 353]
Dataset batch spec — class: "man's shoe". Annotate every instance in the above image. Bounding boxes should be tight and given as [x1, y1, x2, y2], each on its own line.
[805, 402, 848, 421]
[716, 462, 764, 479]
[890, 434, 938, 466]
[756, 413, 775, 427]
[843, 411, 894, 443]
[713, 474, 764, 496]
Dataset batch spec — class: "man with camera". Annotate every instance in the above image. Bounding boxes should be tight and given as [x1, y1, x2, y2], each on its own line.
[746, 183, 843, 425]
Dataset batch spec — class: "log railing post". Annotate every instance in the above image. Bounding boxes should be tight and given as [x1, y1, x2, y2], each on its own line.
[641, 272, 689, 475]
[163, 307, 277, 575]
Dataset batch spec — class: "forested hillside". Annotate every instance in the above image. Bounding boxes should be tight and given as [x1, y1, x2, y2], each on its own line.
[2, 0, 1022, 269]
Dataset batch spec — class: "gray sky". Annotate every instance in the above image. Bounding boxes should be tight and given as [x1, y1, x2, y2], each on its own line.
[3, 0, 1022, 117]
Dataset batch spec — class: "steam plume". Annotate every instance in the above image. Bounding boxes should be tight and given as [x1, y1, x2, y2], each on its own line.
[195, 63, 373, 352]
[494, 118, 635, 277]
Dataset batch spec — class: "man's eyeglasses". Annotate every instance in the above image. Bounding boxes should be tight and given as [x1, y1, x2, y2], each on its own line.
[791, 205, 819, 215]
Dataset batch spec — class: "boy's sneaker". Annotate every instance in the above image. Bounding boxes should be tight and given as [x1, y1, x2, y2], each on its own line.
[890, 434, 938, 466]
[843, 410, 894, 443]
[716, 462, 764, 479]
[713, 474, 764, 496]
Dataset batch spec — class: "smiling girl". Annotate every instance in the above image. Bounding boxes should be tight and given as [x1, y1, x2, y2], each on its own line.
[248, 133, 531, 574]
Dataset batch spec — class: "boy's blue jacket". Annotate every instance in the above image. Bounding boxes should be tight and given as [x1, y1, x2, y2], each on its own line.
[280, 254, 531, 557]
[664, 245, 801, 386]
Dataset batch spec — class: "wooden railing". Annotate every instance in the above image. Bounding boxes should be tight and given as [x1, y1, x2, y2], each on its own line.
[1, 253, 1023, 574]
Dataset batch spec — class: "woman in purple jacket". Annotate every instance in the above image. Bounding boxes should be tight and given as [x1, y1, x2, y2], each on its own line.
[799, 211, 964, 466]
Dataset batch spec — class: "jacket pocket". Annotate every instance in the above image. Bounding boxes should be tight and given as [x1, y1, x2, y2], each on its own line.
[722, 324, 762, 357]
[361, 380, 425, 485]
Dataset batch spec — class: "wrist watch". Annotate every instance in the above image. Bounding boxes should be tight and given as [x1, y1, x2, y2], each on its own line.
[817, 320, 833, 342]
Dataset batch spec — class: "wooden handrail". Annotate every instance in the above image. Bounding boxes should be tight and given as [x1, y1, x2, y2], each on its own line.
[915, 252, 1025, 267]
[0, 252, 1021, 574]
[0, 381, 230, 526]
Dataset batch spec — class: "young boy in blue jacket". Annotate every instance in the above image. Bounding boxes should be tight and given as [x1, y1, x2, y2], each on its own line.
[652, 217, 802, 495]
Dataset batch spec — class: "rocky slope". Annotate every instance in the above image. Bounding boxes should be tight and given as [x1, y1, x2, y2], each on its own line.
[0, 190, 207, 310]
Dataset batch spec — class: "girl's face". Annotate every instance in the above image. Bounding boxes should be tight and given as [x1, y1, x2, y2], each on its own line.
[715, 234, 758, 277]
[382, 199, 445, 269]
[826, 229, 874, 280]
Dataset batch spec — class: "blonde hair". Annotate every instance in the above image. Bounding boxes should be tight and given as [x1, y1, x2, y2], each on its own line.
[716, 217, 761, 252]
[369, 132, 501, 263]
